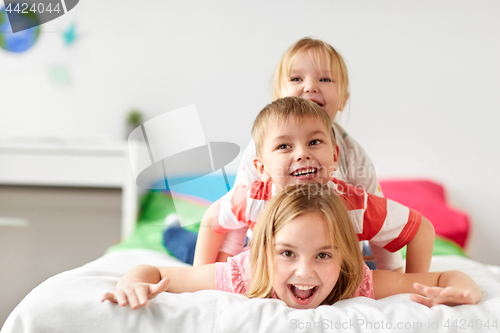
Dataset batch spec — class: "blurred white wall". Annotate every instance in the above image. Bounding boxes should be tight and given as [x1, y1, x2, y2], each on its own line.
[1, 0, 500, 264]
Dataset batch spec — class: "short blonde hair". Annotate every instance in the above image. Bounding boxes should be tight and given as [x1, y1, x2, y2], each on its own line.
[251, 96, 336, 157]
[271, 37, 350, 112]
[248, 183, 364, 305]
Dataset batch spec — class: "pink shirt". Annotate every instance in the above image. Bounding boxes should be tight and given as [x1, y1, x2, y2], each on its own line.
[215, 250, 375, 300]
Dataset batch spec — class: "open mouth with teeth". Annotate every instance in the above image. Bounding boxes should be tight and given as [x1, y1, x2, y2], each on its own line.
[289, 284, 318, 304]
[291, 168, 318, 178]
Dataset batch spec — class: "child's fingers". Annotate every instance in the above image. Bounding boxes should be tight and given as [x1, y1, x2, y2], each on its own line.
[133, 279, 171, 305]
[101, 292, 117, 303]
[414, 283, 448, 298]
[447, 290, 474, 305]
[124, 287, 141, 309]
[102, 279, 171, 308]
[412, 283, 429, 294]
[437, 287, 474, 304]
[149, 278, 170, 298]
[439, 287, 450, 297]
[439, 286, 459, 298]
[412, 284, 476, 307]
[114, 289, 129, 307]
[413, 283, 438, 296]
[426, 286, 445, 296]
[136, 285, 151, 306]
[463, 292, 475, 304]
[410, 294, 433, 307]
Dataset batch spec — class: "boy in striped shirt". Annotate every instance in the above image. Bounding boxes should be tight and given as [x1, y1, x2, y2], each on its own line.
[194, 96, 435, 273]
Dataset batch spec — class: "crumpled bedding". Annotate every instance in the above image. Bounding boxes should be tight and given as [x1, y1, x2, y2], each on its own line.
[3, 249, 500, 333]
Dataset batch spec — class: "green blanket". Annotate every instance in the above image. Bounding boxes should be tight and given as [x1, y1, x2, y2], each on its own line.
[106, 191, 208, 254]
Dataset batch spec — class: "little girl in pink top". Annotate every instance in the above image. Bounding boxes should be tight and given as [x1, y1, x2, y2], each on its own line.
[103, 184, 480, 309]
[215, 249, 374, 302]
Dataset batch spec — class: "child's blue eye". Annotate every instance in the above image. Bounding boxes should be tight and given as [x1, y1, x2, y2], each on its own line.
[320, 78, 332, 82]
[309, 140, 321, 146]
[317, 253, 330, 259]
[290, 77, 301, 82]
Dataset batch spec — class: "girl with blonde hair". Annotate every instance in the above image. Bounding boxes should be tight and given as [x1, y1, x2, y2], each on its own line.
[104, 184, 480, 310]
[248, 183, 366, 307]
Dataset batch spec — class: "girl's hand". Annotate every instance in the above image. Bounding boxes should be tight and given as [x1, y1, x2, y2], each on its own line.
[101, 278, 170, 309]
[410, 283, 476, 307]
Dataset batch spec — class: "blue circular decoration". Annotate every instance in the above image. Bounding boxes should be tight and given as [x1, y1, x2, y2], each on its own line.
[0, 5, 40, 53]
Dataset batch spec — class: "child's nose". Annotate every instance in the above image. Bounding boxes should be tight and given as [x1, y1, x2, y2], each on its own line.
[303, 79, 318, 93]
[295, 147, 311, 161]
[295, 259, 314, 278]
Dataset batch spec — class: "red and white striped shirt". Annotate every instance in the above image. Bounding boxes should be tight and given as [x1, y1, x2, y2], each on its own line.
[212, 178, 421, 253]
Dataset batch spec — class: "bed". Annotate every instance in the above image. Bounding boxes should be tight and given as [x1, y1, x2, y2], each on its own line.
[3, 178, 500, 333]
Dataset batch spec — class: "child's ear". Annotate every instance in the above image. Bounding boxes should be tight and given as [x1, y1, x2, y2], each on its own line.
[339, 92, 350, 112]
[253, 157, 272, 182]
[332, 145, 339, 172]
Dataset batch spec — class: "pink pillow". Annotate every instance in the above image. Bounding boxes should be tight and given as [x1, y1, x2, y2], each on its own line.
[379, 179, 469, 248]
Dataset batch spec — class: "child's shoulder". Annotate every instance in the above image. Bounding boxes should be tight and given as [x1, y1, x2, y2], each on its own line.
[333, 122, 375, 171]
[332, 122, 349, 140]
[333, 122, 360, 147]
[248, 180, 275, 201]
[328, 178, 366, 197]
[228, 180, 274, 202]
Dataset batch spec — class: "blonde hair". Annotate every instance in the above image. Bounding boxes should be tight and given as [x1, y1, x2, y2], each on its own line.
[251, 96, 336, 157]
[271, 37, 350, 113]
[248, 183, 364, 305]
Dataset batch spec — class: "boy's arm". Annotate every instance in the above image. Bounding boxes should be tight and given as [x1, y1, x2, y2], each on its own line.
[194, 183, 256, 266]
[216, 227, 248, 262]
[405, 216, 435, 273]
[101, 264, 215, 308]
[355, 190, 432, 273]
[216, 251, 231, 262]
[369, 243, 403, 273]
[373, 269, 481, 306]
[193, 200, 227, 266]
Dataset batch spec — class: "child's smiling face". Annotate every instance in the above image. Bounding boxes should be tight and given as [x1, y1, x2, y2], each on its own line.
[284, 50, 345, 122]
[269, 211, 342, 309]
[253, 116, 338, 189]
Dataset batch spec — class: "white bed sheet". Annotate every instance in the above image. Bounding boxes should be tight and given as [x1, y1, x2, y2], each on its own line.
[2, 249, 500, 333]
